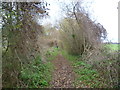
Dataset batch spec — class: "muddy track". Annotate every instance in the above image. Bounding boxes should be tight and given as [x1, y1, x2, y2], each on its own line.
[50, 54, 75, 88]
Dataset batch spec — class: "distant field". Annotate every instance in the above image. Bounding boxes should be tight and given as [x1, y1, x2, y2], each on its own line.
[104, 43, 120, 51]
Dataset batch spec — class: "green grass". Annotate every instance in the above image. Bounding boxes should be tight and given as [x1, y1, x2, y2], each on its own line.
[61, 50, 105, 88]
[104, 43, 120, 51]
[19, 55, 54, 88]
[61, 50, 80, 61]
[46, 47, 60, 61]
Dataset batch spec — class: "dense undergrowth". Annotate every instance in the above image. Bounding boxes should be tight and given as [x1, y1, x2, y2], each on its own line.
[19, 55, 54, 88]
[47, 45, 119, 88]
[61, 50, 106, 88]
[19, 47, 60, 88]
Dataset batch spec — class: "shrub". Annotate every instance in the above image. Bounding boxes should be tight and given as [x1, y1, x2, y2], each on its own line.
[59, 5, 107, 55]
[82, 46, 119, 88]
[19, 56, 53, 88]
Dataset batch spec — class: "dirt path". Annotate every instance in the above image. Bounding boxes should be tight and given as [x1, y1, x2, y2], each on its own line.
[50, 54, 75, 88]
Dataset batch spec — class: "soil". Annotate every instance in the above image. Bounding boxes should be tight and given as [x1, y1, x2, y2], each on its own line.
[50, 54, 75, 88]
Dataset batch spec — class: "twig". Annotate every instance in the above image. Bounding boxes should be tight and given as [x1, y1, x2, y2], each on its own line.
[15, 49, 23, 67]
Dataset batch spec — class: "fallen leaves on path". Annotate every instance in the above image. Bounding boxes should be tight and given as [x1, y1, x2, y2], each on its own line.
[50, 54, 75, 88]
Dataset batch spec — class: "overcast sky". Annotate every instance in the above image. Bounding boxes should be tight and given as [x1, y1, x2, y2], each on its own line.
[42, 0, 119, 42]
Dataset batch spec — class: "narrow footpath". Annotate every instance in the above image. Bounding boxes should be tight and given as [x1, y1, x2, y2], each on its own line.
[50, 54, 75, 88]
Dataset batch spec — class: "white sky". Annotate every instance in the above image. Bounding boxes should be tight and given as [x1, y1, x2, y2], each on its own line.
[42, 0, 119, 42]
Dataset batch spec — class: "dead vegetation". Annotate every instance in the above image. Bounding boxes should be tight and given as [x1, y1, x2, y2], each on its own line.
[59, 1, 119, 88]
[59, 2, 107, 55]
[1, 1, 119, 88]
[2, 2, 48, 87]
